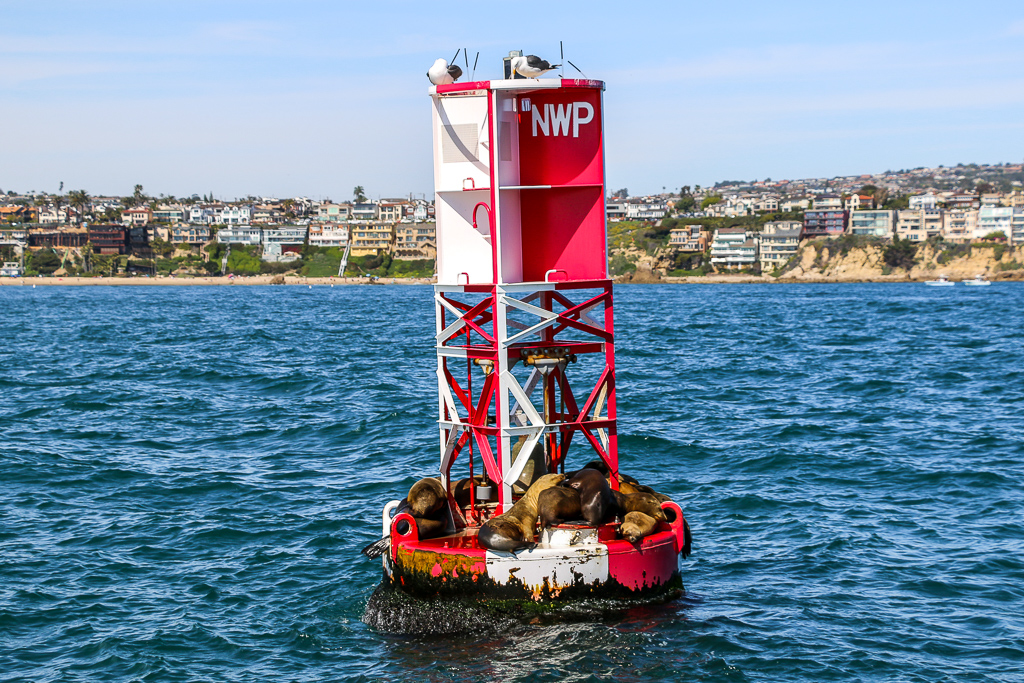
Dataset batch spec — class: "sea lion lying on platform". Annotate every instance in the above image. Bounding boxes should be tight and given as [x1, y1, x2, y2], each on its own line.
[620, 511, 661, 543]
[561, 468, 618, 527]
[360, 477, 451, 558]
[478, 473, 565, 551]
[579, 459, 672, 502]
[537, 486, 583, 529]
[613, 491, 667, 522]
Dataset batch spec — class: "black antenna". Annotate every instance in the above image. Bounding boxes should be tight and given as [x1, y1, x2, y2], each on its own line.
[568, 60, 587, 78]
[560, 41, 564, 78]
[450, 48, 460, 65]
[472, 51, 480, 80]
[464, 48, 469, 69]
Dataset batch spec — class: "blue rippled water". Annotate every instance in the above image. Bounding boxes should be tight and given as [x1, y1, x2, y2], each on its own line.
[2, 283, 1023, 682]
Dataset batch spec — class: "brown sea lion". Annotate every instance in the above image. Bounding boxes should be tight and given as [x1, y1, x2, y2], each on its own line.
[614, 492, 667, 522]
[408, 477, 446, 517]
[562, 468, 617, 527]
[478, 473, 565, 551]
[537, 486, 583, 529]
[620, 510, 661, 543]
[618, 479, 641, 495]
[578, 459, 659, 497]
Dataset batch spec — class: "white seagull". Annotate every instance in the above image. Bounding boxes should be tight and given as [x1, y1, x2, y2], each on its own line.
[511, 55, 561, 78]
[427, 58, 463, 85]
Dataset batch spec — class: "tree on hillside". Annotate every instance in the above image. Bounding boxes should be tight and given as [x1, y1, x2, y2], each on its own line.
[611, 188, 628, 199]
[883, 234, 917, 270]
[858, 184, 878, 196]
[133, 184, 146, 207]
[353, 186, 367, 203]
[675, 196, 696, 212]
[701, 195, 723, 210]
[882, 194, 910, 210]
[30, 249, 61, 275]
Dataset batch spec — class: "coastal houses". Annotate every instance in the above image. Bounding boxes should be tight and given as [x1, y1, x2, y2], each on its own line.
[850, 210, 895, 237]
[217, 226, 262, 246]
[668, 224, 707, 252]
[317, 203, 352, 222]
[308, 224, 349, 249]
[263, 227, 307, 261]
[976, 206, 1014, 241]
[895, 209, 943, 242]
[758, 222, 801, 271]
[942, 209, 977, 242]
[394, 223, 436, 259]
[803, 208, 848, 238]
[350, 222, 395, 256]
[710, 228, 757, 270]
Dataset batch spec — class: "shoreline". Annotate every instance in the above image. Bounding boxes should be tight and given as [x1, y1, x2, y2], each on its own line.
[0, 275, 434, 286]
[3, 273, 1023, 287]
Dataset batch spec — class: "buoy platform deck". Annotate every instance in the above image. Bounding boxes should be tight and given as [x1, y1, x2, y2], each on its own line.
[384, 501, 688, 602]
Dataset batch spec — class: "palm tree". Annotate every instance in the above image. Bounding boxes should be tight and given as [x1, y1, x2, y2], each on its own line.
[68, 190, 90, 224]
[133, 184, 145, 207]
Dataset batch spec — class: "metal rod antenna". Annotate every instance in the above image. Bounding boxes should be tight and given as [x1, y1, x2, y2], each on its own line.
[450, 48, 460, 65]
[560, 41, 564, 78]
[567, 60, 587, 78]
[464, 48, 469, 69]
[472, 52, 479, 80]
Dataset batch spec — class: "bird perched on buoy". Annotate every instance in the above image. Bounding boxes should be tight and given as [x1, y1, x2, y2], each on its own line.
[427, 58, 463, 85]
[511, 54, 560, 78]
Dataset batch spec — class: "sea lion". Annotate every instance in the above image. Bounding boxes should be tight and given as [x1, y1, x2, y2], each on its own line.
[578, 459, 661, 498]
[408, 477, 446, 517]
[614, 492, 667, 522]
[478, 473, 565, 551]
[537, 486, 583, 529]
[562, 468, 617, 527]
[620, 511, 661, 543]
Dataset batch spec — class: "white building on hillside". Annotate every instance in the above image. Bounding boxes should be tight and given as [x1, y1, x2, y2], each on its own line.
[976, 206, 1013, 240]
[308, 224, 349, 248]
[710, 228, 757, 270]
[758, 224, 801, 271]
[217, 226, 262, 246]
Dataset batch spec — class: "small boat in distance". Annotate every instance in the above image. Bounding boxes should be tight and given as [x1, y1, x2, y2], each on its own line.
[925, 275, 955, 287]
[963, 274, 992, 286]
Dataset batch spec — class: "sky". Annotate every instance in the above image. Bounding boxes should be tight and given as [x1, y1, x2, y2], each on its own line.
[2, 1, 1023, 201]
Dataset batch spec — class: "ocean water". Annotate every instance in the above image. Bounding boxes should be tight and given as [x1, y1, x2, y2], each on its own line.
[1, 282, 1023, 682]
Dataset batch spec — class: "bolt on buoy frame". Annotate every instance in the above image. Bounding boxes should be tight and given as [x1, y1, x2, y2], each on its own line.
[435, 278, 618, 517]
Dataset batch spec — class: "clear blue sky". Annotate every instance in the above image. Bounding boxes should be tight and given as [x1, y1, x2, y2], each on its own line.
[2, 1, 1023, 200]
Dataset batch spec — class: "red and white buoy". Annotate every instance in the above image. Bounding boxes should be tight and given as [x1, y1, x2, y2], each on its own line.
[374, 68, 689, 604]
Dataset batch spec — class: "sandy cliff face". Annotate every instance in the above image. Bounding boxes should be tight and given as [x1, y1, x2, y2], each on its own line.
[784, 243, 894, 281]
[649, 240, 1024, 283]
[781, 242, 1023, 282]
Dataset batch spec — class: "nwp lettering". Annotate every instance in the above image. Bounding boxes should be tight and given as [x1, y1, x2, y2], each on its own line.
[531, 102, 594, 137]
